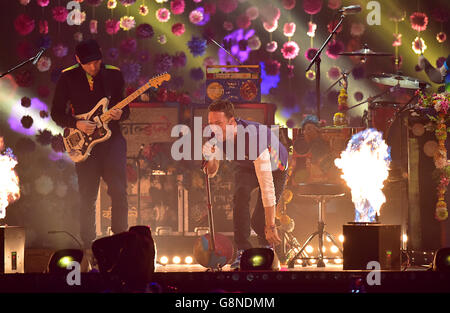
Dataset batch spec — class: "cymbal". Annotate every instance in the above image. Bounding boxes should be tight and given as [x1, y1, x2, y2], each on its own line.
[339, 47, 393, 57]
[370, 72, 431, 89]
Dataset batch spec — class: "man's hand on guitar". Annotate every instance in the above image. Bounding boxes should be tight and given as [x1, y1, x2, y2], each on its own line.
[76, 120, 97, 135]
[108, 108, 123, 120]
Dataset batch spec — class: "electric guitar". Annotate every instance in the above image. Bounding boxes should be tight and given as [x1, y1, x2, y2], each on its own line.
[63, 72, 171, 163]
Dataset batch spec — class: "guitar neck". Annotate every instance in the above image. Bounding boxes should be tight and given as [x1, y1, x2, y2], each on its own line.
[100, 82, 151, 122]
[205, 168, 216, 251]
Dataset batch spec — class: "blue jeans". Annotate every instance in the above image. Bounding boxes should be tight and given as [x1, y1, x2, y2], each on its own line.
[232, 168, 287, 250]
[75, 133, 128, 248]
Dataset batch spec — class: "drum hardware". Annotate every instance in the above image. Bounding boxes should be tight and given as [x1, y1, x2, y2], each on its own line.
[339, 43, 393, 64]
[370, 72, 431, 90]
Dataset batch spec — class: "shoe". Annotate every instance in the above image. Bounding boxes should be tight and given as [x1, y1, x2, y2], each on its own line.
[230, 249, 244, 270]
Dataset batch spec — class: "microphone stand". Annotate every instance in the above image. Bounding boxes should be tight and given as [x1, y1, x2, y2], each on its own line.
[306, 13, 348, 120]
[0, 49, 44, 78]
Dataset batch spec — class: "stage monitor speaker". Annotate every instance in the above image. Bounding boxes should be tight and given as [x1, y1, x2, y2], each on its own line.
[0, 226, 25, 273]
[343, 224, 401, 270]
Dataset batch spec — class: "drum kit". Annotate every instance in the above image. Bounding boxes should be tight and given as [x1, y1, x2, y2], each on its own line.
[330, 44, 431, 137]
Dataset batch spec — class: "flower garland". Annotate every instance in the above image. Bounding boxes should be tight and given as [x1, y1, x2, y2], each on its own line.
[417, 90, 450, 221]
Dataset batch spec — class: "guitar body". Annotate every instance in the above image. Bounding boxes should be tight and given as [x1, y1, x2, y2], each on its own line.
[63, 97, 111, 163]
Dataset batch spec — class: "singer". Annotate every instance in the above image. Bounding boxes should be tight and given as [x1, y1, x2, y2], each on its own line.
[202, 99, 289, 270]
[51, 39, 130, 249]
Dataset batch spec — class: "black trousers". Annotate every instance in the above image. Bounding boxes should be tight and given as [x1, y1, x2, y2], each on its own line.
[75, 133, 128, 248]
[233, 168, 287, 250]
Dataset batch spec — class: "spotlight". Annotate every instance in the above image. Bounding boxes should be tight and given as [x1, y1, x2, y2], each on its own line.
[173, 256, 181, 264]
[331, 245, 339, 254]
[185, 256, 193, 264]
[47, 249, 83, 274]
[305, 245, 314, 254]
[338, 235, 345, 243]
[160, 256, 169, 265]
[432, 247, 450, 272]
[335, 258, 343, 264]
[240, 248, 274, 271]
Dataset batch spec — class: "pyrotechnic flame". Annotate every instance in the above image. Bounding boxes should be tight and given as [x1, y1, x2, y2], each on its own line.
[0, 137, 20, 219]
[334, 129, 391, 222]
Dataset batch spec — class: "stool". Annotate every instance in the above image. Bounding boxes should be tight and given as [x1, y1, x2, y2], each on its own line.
[287, 183, 346, 268]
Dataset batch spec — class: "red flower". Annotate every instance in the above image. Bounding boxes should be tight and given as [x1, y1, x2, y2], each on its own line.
[303, 0, 322, 15]
[410, 12, 428, 32]
[14, 14, 35, 36]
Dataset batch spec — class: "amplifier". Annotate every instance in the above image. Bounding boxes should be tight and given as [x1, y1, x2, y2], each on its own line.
[343, 223, 401, 270]
[206, 65, 261, 105]
[0, 226, 25, 273]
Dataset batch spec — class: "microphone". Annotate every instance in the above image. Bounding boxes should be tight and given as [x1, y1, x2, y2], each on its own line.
[201, 133, 217, 170]
[32, 48, 45, 65]
[338, 5, 362, 14]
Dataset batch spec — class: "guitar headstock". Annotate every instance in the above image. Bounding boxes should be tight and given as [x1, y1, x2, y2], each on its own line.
[149, 72, 171, 88]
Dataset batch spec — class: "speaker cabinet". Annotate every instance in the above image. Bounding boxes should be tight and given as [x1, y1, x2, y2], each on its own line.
[0, 226, 25, 273]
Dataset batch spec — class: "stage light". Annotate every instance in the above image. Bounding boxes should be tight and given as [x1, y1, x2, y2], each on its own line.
[331, 245, 339, 254]
[326, 237, 331, 243]
[185, 256, 193, 264]
[47, 249, 83, 274]
[240, 248, 274, 271]
[296, 259, 302, 264]
[173, 256, 181, 264]
[310, 259, 316, 264]
[322, 247, 326, 253]
[338, 235, 345, 243]
[160, 256, 169, 265]
[432, 247, 450, 272]
[324, 259, 329, 264]
[305, 245, 314, 254]
[335, 258, 343, 264]
[402, 234, 408, 243]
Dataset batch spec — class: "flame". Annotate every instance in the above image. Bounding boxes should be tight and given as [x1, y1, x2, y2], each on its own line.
[334, 129, 391, 222]
[0, 137, 20, 219]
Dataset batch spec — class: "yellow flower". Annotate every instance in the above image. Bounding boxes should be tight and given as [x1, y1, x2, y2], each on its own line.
[107, 0, 117, 9]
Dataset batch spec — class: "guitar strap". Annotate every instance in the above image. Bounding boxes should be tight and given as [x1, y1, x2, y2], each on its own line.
[100, 64, 113, 104]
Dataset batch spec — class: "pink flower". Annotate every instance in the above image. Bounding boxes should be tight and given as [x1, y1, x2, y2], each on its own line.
[223, 21, 234, 31]
[410, 12, 428, 32]
[266, 41, 278, 53]
[37, 0, 49, 7]
[282, 0, 296, 10]
[217, 0, 238, 14]
[327, 0, 341, 10]
[139, 5, 149, 16]
[189, 9, 204, 25]
[171, 0, 185, 15]
[105, 19, 120, 35]
[263, 20, 278, 33]
[14, 14, 35, 36]
[90, 20, 98, 34]
[303, 0, 322, 15]
[246, 7, 259, 20]
[440, 177, 450, 187]
[281, 41, 300, 60]
[393, 33, 402, 47]
[283, 22, 296, 37]
[437, 32, 447, 43]
[36, 56, 51, 72]
[326, 40, 344, 59]
[172, 23, 185, 36]
[39, 20, 48, 35]
[156, 8, 171, 22]
[236, 14, 251, 29]
[327, 66, 341, 80]
[350, 23, 365, 37]
[307, 22, 317, 37]
[119, 16, 136, 30]
[52, 6, 69, 23]
[260, 3, 280, 24]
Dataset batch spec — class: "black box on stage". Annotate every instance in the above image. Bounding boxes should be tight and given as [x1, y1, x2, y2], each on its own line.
[343, 224, 401, 270]
[0, 226, 25, 273]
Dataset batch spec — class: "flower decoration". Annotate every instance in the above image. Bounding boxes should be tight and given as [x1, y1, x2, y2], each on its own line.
[248, 36, 261, 51]
[338, 87, 348, 112]
[120, 38, 137, 54]
[189, 9, 204, 25]
[107, 47, 119, 60]
[172, 51, 186, 68]
[90, 20, 98, 34]
[14, 14, 35, 36]
[307, 22, 317, 37]
[154, 53, 173, 73]
[283, 22, 296, 37]
[86, 0, 103, 6]
[136, 23, 154, 39]
[393, 33, 402, 47]
[327, 20, 343, 33]
[37, 0, 49, 7]
[158, 34, 167, 44]
[264, 59, 281, 76]
[204, 2, 216, 15]
[36, 129, 53, 145]
[326, 40, 344, 59]
[155, 0, 168, 2]
[217, 0, 238, 14]
[187, 36, 207, 57]
[37, 56, 51, 72]
[172, 23, 185, 36]
[350, 23, 365, 37]
[223, 21, 234, 32]
[306, 70, 316, 81]
[354, 91, 364, 102]
[121, 61, 141, 84]
[190, 67, 204, 81]
[328, 0, 341, 10]
[282, 0, 296, 10]
[156, 8, 171, 22]
[51, 134, 65, 153]
[105, 19, 120, 35]
[21, 97, 31, 108]
[53, 43, 68, 58]
[107, 0, 117, 9]
[412, 37, 427, 55]
[39, 20, 48, 35]
[303, 0, 323, 15]
[15, 70, 33, 87]
[417, 90, 450, 221]
[263, 20, 278, 33]
[120, 16, 136, 30]
[52, 6, 69, 23]
[281, 41, 299, 60]
[437, 32, 447, 43]
[246, 7, 259, 20]
[139, 5, 149, 16]
[410, 12, 428, 32]
[236, 14, 251, 29]
[266, 41, 278, 53]
[37, 35, 51, 49]
[119, 0, 136, 6]
[20, 0, 31, 5]
[171, 0, 185, 15]
[305, 48, 318, 61]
